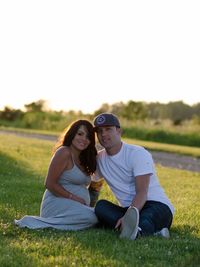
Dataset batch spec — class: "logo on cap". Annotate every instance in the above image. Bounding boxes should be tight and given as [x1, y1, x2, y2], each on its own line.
[96, 115, 106, 125]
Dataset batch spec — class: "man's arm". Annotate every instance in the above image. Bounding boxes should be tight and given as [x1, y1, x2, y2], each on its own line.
[115, 174, 150, 229]
[130, 174, 150, 210]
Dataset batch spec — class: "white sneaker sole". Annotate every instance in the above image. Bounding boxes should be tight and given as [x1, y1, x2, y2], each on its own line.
[120, 207, 139, 240]
[160, 228, 170, 238]
[154, 227, 170, 238]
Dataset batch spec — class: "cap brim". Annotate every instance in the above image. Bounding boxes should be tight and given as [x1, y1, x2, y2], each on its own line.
[94, 124, 120, 132]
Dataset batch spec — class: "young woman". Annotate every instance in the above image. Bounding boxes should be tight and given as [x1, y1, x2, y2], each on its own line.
[15, 120, 98, 230]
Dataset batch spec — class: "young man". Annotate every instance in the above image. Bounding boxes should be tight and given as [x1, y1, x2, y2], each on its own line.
[93, 113, 174, 240]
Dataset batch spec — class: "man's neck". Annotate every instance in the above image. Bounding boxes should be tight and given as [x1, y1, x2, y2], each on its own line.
[106, 141, 123, 156]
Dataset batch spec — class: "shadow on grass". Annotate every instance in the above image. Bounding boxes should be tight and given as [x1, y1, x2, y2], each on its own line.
[0, 238, 40, 267]
[0, 227, 200, 267]
[69, 225, 200, 267]
[5, 219, 199, 267]
[0, 152, 44, 266]
[0, 151, 44, 216]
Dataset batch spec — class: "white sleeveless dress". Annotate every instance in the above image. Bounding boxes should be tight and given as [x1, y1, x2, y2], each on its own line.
[14, 164, 98, 230]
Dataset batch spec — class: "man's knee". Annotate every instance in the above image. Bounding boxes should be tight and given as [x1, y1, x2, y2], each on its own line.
[95, 199, 109, 215]
[139, 218, 155, 236]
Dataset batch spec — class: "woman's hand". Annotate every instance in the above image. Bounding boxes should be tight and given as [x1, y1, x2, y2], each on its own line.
[71, 194, 87, 205]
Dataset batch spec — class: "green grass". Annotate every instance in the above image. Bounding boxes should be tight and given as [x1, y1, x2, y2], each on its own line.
[0, 134, 200, 267]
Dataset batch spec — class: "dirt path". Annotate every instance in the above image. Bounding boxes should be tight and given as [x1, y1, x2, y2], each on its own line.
[1, 130, 200, 172]
[150, 151, 200, 172]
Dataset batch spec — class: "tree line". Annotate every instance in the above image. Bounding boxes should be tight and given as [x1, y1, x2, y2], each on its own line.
[0, 99, 200, 131]
[94, 100, 200, 125]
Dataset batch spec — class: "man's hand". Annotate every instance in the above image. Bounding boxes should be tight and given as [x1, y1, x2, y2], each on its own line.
[115, 217, 123, 230]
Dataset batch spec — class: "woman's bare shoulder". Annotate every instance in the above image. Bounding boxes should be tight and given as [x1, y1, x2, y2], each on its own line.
[54, 146, 71, 159]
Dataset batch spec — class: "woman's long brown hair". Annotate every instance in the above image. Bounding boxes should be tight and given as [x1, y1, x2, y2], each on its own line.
[53, 120, 97, 175]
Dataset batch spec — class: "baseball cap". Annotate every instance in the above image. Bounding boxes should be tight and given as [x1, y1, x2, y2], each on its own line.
[93, 113, 120, 130]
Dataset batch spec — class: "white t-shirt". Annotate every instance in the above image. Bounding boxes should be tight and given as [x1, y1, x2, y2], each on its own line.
[96, 142, 174, 214]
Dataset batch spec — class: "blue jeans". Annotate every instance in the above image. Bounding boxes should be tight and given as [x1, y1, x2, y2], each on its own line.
[95, 200, 173, 236]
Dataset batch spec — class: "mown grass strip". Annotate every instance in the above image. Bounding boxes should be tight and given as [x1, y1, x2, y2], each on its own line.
[124, 138, 200, 158]
[1, 127, 200, 158]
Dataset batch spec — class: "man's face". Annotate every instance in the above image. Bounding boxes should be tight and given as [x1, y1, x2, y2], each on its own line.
[96, 126, 121, 150]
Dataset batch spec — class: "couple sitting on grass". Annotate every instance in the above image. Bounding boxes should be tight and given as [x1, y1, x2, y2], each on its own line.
[15, 113, 174, 240]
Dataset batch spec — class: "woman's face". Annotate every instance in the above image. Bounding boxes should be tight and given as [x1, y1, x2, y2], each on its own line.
[71, 125, 91, 151]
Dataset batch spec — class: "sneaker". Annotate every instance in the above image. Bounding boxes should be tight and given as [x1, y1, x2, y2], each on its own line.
[155, 227, 170, 239]
[119, 206, 139, 240]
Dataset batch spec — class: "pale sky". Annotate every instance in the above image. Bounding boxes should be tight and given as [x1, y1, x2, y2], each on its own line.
[0, 1, 200, 113]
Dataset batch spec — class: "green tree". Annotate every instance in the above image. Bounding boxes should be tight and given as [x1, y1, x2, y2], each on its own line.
[93, 103, 111, 117]
[0, 106, 23, 121]
[165, 101, 193, 124]
[122, 100, 147, 121]
[24, 99, 48, 112]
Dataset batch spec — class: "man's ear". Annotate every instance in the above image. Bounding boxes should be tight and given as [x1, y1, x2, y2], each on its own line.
[117, 127, 122, 135]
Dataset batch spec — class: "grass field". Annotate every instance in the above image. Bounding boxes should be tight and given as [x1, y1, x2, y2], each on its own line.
[0, 134, 200, 267]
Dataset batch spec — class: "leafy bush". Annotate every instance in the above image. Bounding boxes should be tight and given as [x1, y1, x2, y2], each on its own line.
[123, 127, 200, 147]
